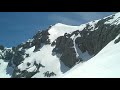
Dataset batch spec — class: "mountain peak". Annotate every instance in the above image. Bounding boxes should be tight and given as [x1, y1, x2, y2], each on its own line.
[55, 23, 66, 26]
[1, 13, 120, 78]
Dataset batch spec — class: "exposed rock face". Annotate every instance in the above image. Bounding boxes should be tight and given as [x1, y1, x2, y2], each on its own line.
[1, 13, 120, 78]
[115, 36, 120, 44]
[0, 48, 14, 62]
[12, 61, 45, 78]
[7, 47, 25, 69]
[51, 15, 120, 68]
[1, 28, 50, 78]
[52, 33, 79, 68]
[0, 45, 4, 50]
[33, 30, 50, 52]
[75, 19, 120, 56]
[43, 71, 56, 77]
[15, 30, 50, 52]
[10, 30, 50, 78]
[3, 49, 14, 62]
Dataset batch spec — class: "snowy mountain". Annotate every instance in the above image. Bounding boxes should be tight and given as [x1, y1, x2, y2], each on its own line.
[0, 12, 120, 78]
[60, 35, 120, 78]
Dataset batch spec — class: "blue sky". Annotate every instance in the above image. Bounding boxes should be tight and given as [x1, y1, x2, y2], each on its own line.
[0, 12, 115, 47]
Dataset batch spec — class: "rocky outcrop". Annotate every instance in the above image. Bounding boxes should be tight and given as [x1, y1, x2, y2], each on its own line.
[51, 16, 120, 68]
[12, 61, 45, 78]
[3, 49, 14, 62]
[0, 28, 50, 78]
[33, 30, 50, 52]
[9, 30, 51, 77]
[15, 30, 50, 52]
[115, 36, 120, 44]
[1, 13, 120, 78]
[76, 20, 120, 56]
[7, 47, 25, 68]
[0, 48, 14, 62]
[52, 33, 79, 68]
[43, 71, 56, 77]
[0, 45, 4, 50]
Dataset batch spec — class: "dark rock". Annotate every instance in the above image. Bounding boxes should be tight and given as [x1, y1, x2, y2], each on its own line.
[13, 28, 51, 52]
[0, 45, 4, 50]
[12, 61, 45, 78]
[43, 71, 56, 77]
[26, 54, 29, 57]
[4, 50, 14, 61]
[8, 50, 25, 67]
[33, 39, 41, 52]
[12, 68, 38, 78]
[1, 14, 120, 78]
[51, 41, 56, 46]
[75, 21, 120, 55]
[33, 30, 50, 51]
[52, 35, 79, 68]
[27, 62, 31, 66]
[22, 42, 31, 49]
[60, 48, 79, 68]
[52, 15, 120, 68]
[12, 52, 24, 67]
[12, 46, 16, 51]
[115, 36, 120, 44]
[70, 30, 80, 37]
[34, 61, 45, 68]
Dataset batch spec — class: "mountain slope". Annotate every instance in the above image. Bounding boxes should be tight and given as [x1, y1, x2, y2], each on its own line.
[0, 12, 120, 78]
[61, 35, 120, 78]
[0, 59, 10, 78]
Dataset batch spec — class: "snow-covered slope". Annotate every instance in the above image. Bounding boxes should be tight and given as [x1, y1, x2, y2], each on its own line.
[17, 45, 63, 78]
[60, 35, 120, 78]
[14, 22, 96, 78]
[1, 12, 120, 78]
[0, 48, 13, 78]
[48, 23, 86, 42]
[0, 59, 10, 78]
[104, 12, 120, 25]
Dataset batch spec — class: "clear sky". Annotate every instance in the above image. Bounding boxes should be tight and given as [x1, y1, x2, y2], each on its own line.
[0, 12, 115, 47]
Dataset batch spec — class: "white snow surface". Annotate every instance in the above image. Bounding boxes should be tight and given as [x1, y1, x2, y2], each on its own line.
[0, 59, 11, 78]
[70, 34, 93, 61]
[48, 19, 100, 43]
[1, 12, 120, 78]
[72, 34, 80, 57]
[104, 12, 120, 25]
[48, 23, 86, 42]
[87, 20, 99, 31]
[18, 45, 65, 78]
[76, 44, 93, 61]
[60, 36, 120, 78]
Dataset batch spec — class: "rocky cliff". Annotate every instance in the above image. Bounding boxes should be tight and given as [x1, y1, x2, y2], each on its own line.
[0, 12, 120, 78]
